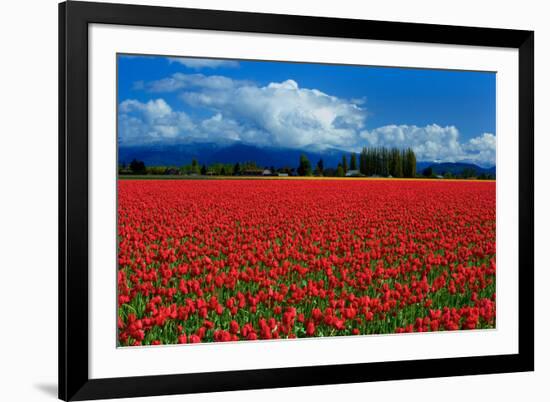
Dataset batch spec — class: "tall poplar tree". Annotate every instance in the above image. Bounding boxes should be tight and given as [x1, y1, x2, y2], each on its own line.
[342, 155, 348, 173]
[350, 153, 357, 170]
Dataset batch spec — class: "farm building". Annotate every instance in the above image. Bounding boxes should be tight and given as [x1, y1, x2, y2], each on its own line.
[241, 168, 264, 176]
[164, 168, 179, 175]
[345, 169, 363, 177]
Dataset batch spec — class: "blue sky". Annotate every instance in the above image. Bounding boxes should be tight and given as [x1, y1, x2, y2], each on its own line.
[118, 54, 496, 166]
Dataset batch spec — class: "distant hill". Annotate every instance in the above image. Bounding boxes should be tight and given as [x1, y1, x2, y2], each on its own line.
[119, 142, 346, 169]
[119, 142, 496, 175]
[416, 161, 496, 176]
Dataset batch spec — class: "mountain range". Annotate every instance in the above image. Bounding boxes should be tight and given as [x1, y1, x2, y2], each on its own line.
[119, 142, 346, 169]
[119, 142, 495, 175]
[416, 161, 496, 176]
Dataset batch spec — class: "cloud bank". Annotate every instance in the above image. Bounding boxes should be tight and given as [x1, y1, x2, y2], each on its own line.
[360, 125, 495, 165]
[118, 73, 495, 166]
[142, 73, 248, 93]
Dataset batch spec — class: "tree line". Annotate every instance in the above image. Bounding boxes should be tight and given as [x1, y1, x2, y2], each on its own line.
[120, 147, 416, 178]
[420, 166, 494, 180]
[294, 147, 417, 178]
[120, 146, 491, 180]
[359, 147, 416, 178]
[120, 159, 267, 176]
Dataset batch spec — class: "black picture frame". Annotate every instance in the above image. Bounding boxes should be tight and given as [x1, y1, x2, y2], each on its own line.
[59, 1, 534, 400]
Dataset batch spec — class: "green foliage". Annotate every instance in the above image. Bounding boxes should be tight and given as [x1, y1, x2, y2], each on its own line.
[342, 155, 348, 173]
[390, 148, 403, 178]
[359, 146, 416, 177]
[277, 166, 294, 175]
[206, 163, 234, 176]
[316, 158, 324, 176]
[403, 148, 416, 178]
[123, 147, 422, 180]
[461, 167, 477, 179]
[144, 166, 165, 175]
[297, 154, 313, 176]
[241, 161, 259, 171]
[191, 158, 201, 174]
[350, 153, 357, 170]
[129, 159, 146, 174]
[477, 172, 495, 180]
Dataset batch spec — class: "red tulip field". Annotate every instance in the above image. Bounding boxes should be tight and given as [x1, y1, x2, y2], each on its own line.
[117, 179, 496, 346]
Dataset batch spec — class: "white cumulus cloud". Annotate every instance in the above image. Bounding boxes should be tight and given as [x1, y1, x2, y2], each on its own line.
[118, 99, 196, 144]
[121, 74, 496, 166]
[179, 78, 366, 150]
[360, 124, 495, 165]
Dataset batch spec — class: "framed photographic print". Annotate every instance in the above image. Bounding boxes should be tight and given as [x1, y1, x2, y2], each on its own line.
[59, 1, 534, 400]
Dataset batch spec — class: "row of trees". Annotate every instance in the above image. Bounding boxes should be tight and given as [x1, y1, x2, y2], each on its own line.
[359, 147, 416, 178]
[298, 154, 356, 177]
[298, 147, 416, 178]
[421, 166, 495, 180]
[122, 147, 418, 178]
[122, 159, 275, 176]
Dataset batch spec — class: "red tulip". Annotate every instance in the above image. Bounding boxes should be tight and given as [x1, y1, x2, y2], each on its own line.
[117, 179, 495, 345]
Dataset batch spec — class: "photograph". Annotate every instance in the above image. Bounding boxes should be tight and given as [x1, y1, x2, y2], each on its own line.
[0, 0, 541, 400]
[116, 54, 497, 346]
